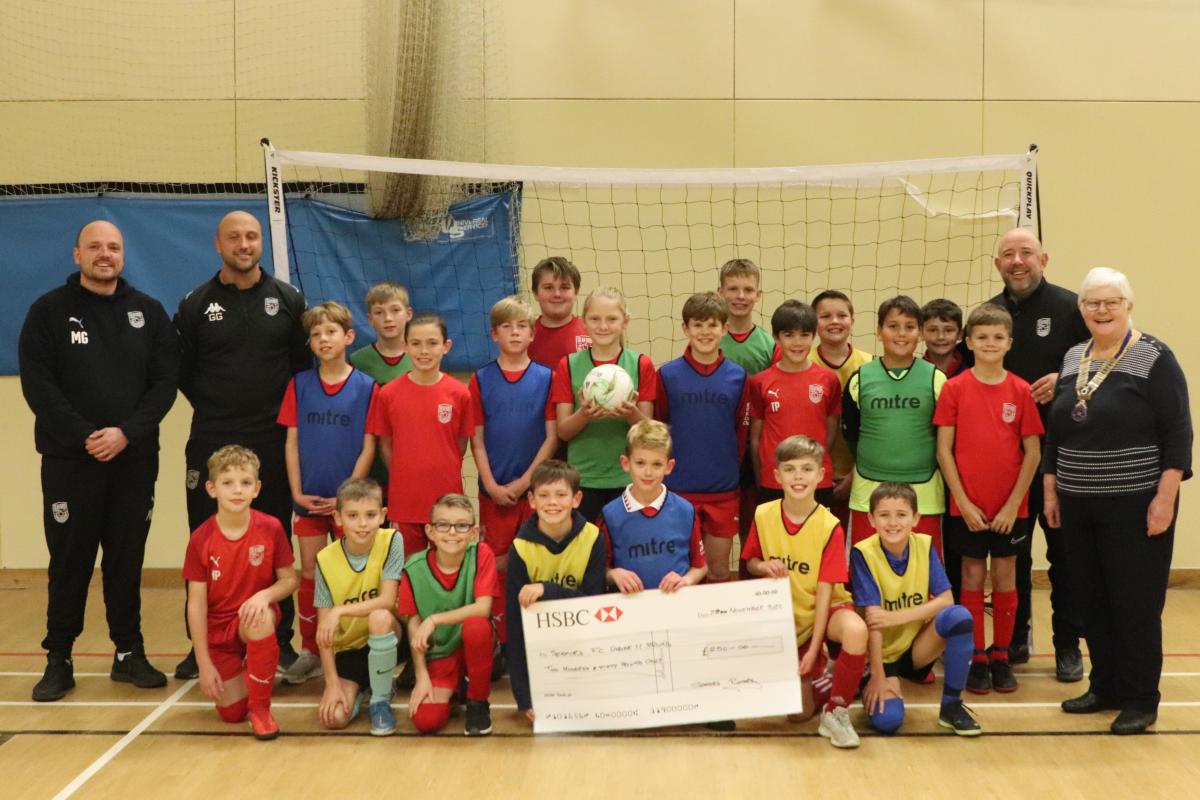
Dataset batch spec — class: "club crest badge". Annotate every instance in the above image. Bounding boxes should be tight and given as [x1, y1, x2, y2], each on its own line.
[1036, 317, 1051, 337]
[264, 297, 279, 316]
[52, 501, 69, 524]
[437, 403, 453, 424]
[808, 384, 824, 404]
[127, 311, 145, 329]
[186, 469, 200, 491]
[1002, 402, 1017, 423]
[248, 544, 265, 567]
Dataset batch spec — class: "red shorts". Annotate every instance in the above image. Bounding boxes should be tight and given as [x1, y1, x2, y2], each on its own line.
[850, 510, 942, 555]
[393, 521, 428, 558]
[425, 648, 470, 693]
[478, 495, 532, 559]
[294, 514, 342, 539]
[207, 615, 247, 681]
[678, 490, 740, 539]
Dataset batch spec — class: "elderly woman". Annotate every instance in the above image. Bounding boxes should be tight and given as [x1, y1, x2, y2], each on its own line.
[1043, 267, 1192, 734]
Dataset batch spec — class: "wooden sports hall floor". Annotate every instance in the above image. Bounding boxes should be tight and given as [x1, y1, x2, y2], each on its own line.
[3, 573, 1200, 799]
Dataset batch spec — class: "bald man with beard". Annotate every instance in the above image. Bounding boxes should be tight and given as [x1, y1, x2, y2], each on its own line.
[174, 211, 310, 679]
[20, 220, 179, 701]
[987, 228, 1089, 681]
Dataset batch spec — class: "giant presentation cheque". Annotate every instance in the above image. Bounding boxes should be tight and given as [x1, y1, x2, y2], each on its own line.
[523, 579, 801, 733]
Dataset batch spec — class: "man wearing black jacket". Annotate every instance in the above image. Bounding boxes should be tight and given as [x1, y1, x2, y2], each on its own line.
[19, 220, 179, 701]
[173, 210, 309, 678]
[989, 228, 1089, 681]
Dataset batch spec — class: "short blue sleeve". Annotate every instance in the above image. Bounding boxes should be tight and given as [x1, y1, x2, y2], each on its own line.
[849, 548, 882, 607]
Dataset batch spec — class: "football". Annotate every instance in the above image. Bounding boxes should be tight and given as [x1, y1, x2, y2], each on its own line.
[581, 363, 635, 411]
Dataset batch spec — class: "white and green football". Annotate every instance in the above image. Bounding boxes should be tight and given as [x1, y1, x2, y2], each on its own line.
[581, 363, 635, 411]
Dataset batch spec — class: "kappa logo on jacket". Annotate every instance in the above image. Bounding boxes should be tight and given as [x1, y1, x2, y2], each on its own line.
[204, 302, 225, 322]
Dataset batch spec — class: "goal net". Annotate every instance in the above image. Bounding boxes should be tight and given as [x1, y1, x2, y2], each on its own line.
[264, 144, 1039, 370]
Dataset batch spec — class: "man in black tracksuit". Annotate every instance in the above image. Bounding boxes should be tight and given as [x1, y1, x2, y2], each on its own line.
[173, 210, 309, 678]
[990, 228, 1089, 680]
[19, 220, 179, 701]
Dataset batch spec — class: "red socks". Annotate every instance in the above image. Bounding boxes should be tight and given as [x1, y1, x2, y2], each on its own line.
[298, 577, 317, 654]
[244, 635, 280, 712]
[462, 616, 494, 702]
[826, 650, 866, 711]
[962, 588, 987, 660]
[991, 590, 1018, 662]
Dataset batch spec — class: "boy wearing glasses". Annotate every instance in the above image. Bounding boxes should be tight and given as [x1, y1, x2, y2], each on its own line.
[397, 494, 499, 736]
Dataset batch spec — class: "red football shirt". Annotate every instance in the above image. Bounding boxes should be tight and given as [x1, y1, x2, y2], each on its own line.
[528, 316, 591, 369]
[370, 373, 473, 523]
[749, 363, 842, 488]
[550, 350, 658, 406]
[182, 510, 294, 629]
[741, 510, 848, 583]
[933, 370, 1045, 519]
[396, 543, 501, 616]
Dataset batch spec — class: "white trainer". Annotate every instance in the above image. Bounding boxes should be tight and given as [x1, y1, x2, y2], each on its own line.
[818, 705, 861, 749]
[280, 650, 323, 685]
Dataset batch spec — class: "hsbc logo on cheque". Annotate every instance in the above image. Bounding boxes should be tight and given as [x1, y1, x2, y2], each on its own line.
[595, 606, 623, 623]
[534, 605, 623, 628]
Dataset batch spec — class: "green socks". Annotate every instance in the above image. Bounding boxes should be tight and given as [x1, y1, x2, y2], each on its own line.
[368, 632, 399, 704]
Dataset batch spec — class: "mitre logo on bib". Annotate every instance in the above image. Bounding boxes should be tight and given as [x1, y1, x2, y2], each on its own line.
[127, 311, 144, 328]
[437, 403, 453, 423]
[264, 297, 279, 316]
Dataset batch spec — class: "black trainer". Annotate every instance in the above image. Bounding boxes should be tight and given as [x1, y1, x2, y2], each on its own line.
[465, 699, 493, 736]
[990, 660, 1019, 693]
[938, 700, 982, 736]
[1008, 642, 1031, 665]
[1056, 648, 1084, 683]
[33, 653, 75, 702]
[111, 651, 167, 688]
[966, 661, 992, 694]
[174, 649, 199, 680]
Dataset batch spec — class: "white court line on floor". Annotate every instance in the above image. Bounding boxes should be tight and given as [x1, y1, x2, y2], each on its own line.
[50, 679, 196, 800]
[7, 671, 1200, 681]
[6, 671, 1200, 679]
[0, 672, 110, 677]
[6, 698, 1200, 712]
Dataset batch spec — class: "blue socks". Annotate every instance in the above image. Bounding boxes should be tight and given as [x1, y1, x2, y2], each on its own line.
[935, 604, 974, 705]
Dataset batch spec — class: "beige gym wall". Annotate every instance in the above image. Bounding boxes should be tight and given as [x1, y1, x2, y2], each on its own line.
[1, 0, 1196, 568]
